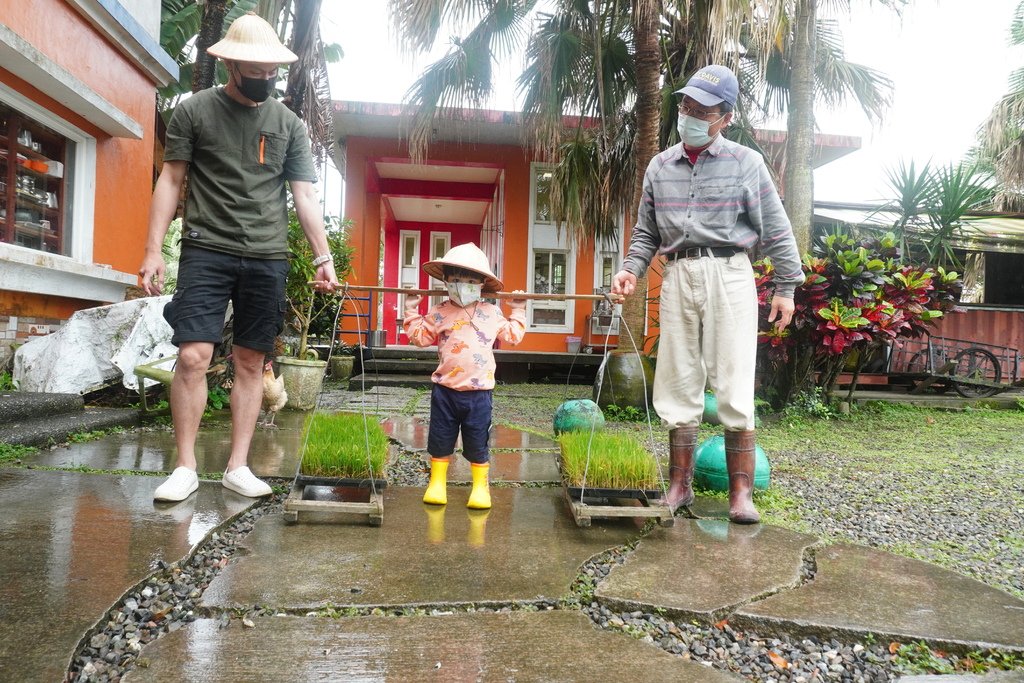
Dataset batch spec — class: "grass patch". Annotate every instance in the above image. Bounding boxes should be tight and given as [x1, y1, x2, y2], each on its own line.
[399, 388, 428, 416]
[558, 431, 660, 490]
[0, 442, 37, 464]
[300, 412, 388, 479]
[67, 426, 126, 444]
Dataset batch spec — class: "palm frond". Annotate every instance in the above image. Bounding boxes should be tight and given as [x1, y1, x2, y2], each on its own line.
[396, 0, 536, 161]
[1011, 0, 1024, 46]
[811, 19, 891, 122]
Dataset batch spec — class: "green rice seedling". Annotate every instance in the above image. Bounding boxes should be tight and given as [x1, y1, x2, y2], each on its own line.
[558, 431, 660, 490]
[300, 412, 388, 479]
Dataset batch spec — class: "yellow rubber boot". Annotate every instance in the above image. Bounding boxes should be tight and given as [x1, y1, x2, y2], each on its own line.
[467, 462, 491, 509]
[423, 457, 449, 505]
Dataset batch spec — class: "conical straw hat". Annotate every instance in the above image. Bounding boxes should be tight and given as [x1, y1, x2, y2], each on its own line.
[206, 12, 298, 64]
[423, 243, 503, 293]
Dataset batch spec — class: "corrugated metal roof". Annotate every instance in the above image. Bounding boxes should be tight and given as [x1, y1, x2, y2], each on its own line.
[814, 207, 1024, 254]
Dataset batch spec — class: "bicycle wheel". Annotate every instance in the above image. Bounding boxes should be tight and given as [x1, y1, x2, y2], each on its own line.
[951, 347, 1002, 398]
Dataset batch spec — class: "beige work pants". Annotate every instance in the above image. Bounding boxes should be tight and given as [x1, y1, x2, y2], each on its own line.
[653, 252, 757, 431]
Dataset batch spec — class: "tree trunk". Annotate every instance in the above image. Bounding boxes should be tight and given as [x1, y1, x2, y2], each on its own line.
[193, 0, 230, 93]
[283, 0, 321, 119]
[625, 0, 662, 352]
[783, 0, 816, 255]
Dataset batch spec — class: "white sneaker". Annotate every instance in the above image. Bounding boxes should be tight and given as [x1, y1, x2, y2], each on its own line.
[154, 467, 199, 502]
[222, 466, 272, 498]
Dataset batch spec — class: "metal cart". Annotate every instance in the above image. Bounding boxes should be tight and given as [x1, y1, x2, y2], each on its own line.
[889, 334, 1021, 398]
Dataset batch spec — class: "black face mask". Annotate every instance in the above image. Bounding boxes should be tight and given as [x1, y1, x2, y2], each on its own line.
[235, 70, 276, 103]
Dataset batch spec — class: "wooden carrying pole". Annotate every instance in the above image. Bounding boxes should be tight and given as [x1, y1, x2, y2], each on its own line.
[329, 284, 624, 303]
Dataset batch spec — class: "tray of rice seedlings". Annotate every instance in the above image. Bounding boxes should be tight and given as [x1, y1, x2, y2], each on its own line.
[557, 431, 663, 500]
[296, 411, 389, 488]
[557, 431, 672, 528]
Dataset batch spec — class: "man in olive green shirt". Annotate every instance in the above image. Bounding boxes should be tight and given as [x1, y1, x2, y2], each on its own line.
[138, 13, 338, 502]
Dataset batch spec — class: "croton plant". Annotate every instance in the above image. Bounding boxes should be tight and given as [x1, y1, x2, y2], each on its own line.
[754, 231, 962, 407]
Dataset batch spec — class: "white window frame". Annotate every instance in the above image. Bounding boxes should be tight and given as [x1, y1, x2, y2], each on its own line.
[428, 231, 450, 308]
[0, 84, 94, 262]
[397, 230, 421, 315]
[0, 84, 136, 303]
[592, 246, 622, 336]
[527, 163, 574, 333]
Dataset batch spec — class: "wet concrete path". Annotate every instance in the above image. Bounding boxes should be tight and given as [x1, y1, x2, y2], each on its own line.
[2, 385, 1024, 681]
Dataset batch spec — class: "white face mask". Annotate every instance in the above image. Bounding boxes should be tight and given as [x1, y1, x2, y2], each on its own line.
[446, 282, 482, 307]
[677, 114, 725, 147]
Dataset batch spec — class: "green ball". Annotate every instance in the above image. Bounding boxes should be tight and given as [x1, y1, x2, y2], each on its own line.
[553, 399, 605, 435]
[693, 435, 770, 492]
[702, 392, 720, 424]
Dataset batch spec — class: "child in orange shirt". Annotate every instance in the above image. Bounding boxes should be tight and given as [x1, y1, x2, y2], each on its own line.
[402, 243, 527, 509]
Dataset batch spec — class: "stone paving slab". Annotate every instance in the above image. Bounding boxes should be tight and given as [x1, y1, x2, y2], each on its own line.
[596, 518, 818, 620]
[899, 673, 1024, 682]
[124, 611, 743, 682]
[26, 411, 307, 478]
[419, 450, 560, 483]
[0, 469, 254, 682]
[735, 543, 1024, 652]
[201, 487, 640, 610]
[383, 415, 557, 451]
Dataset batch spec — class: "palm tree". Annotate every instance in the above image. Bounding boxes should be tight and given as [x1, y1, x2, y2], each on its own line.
[158, 0, 340, 165]
[388, 0, 894, 347]
[783, 0, 816, 252]
[975, 0, 1024, 211]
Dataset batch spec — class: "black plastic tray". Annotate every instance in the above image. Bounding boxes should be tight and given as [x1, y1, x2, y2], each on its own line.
[565, 485, 662, 501]
[295, 474, 388, 489]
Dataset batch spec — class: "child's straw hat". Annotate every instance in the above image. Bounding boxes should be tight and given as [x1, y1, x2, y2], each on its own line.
[206, 12, 298, 64]
[423, 243, 503, 293]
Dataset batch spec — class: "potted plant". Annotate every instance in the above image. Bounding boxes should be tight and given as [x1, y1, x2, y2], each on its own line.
[277, 213, 354, 409]
[328, 341, 356, 381]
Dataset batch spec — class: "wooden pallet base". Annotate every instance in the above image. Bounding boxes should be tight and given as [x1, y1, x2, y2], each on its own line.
[562, 486, 674, 528]
[283, 481, 384, 526]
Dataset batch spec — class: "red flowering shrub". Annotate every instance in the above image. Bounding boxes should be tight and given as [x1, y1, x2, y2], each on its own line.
[755, 231, 962, 408]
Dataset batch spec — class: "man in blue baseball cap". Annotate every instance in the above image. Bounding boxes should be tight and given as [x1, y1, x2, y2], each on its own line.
[612, 64, 803, 524]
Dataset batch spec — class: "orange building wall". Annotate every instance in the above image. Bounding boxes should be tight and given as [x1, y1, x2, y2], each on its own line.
[342, 137, 611, 352]
[2, 0, 158, 297]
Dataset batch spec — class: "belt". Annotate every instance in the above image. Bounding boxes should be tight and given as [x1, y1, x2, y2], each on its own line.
[666, 246, 743, 260]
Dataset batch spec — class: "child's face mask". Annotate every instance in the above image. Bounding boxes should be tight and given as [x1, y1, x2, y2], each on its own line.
[446, 281, 483, 307]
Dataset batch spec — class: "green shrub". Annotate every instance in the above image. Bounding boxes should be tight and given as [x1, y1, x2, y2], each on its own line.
[602, 404, 647, 422]
[755, 230, 961, 409]
[207, 386, 230, 410]
[783, 388, 840, 420]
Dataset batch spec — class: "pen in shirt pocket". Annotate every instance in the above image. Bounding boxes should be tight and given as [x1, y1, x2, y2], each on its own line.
[259, 134, 265, 164]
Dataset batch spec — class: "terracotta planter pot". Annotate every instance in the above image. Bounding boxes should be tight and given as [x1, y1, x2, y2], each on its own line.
[276, 356, 327, 410]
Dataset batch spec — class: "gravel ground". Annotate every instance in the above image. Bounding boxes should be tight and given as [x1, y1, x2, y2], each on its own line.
[67, 494, 912, 683]
[63, 383, 1023, 681]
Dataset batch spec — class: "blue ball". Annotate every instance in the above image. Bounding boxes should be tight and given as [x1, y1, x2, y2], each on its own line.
[553, 399, 606, 435]
[693, 435, 770, 492]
